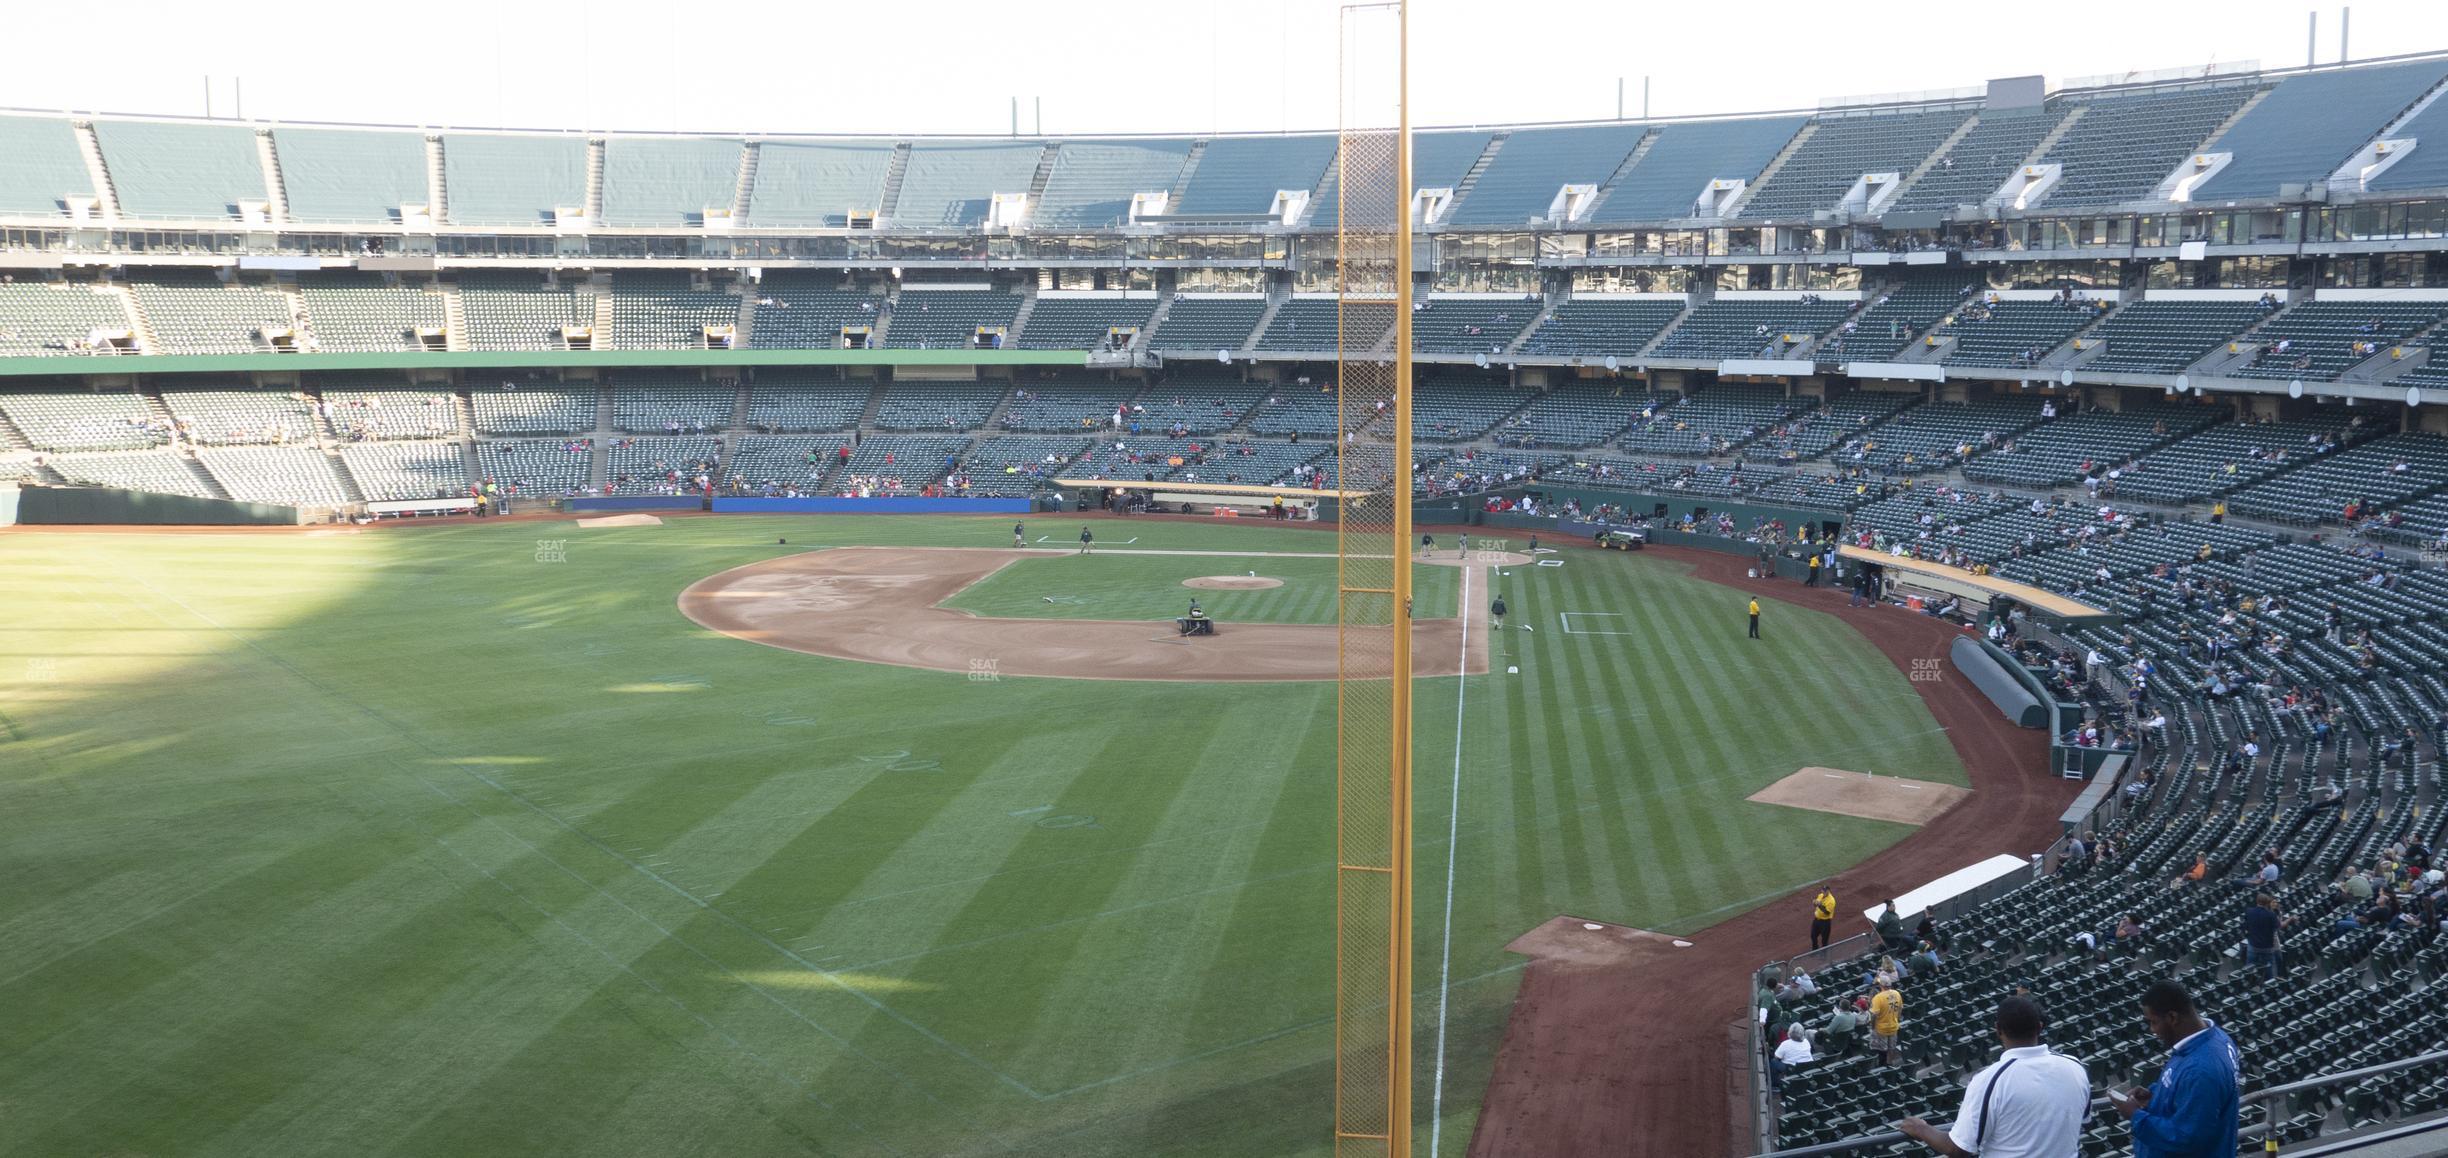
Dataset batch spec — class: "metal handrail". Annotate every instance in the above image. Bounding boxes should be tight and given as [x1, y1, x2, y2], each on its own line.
[1752, 1047, 2448, 1157]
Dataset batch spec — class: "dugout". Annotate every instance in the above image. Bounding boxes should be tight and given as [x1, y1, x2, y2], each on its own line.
[1054, 478, 1351, 520]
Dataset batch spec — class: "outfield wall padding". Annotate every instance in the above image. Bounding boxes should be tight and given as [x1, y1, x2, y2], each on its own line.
[563, 496, 705, 512]
[14, 486, 305, 526]
[710, 497, 1032, 514]
[1949, 634, 2049, 729]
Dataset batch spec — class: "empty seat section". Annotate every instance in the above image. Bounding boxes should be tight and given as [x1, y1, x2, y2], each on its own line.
[873, 381, 1003, 430]
[1619, 384, 1801, 457]
[160, 389, 315, 445]
[1248, 388, 1343, 438]
[458, 273, 588, 351]
[132, 277, 295, 355]
[2083, 300, 2273, 373]
[0, 115, 94, 216]
[746, 140, 892, 226]
[2193, 60, 2448, 202]
[1963, 402, 2220, 487]
[1740, 391, 1918, 463]
[726, 434, 852, 492]
[0, 283, 137, 356]
[1446, 124, 1649, 227]
[2113, 410, 2365, 504]
[1936, 298, 2111, 367]
[340, 441, 469, 500]
[48, 450, 214, 497]
[956, 437, 1093, 494]
[611, 374, 732, 432]
[838, 434, 968, 489]
[1259, 299, 1391, 353]
[606, 272, 738, 350]
[892, 142, 1042, 229]
[273, 127, 427, 224]
[1032, 140, 1190, 228]
[1131, 372, 1267, 434]
[1835, 397, 2047, 474]
[196, 445, 347, 506]
[999, 379, 1137, 432]
[600, 136, 744, 227]
[1740, 108, 1970, 219]
[92, 120, 264, 219]
[469, 386, 594, 435]
[2034, 85, 2263, 208]
[885, 290, 1021, 349]
[443, 133, 586, 226]
[1314, 130, 1491, 231]
[1496, 381, 1659, 448]
[744, 373, 866, 432]
[1147, 297, 1265, 352]
[477, 439, 593, 495]
[0, 390, 166, 450]
[1650, 298, 1854, 360]
[1412, 297, 1539, 355]
[296, 273, 445, 352]
[1518, 297, 1685, 357]
[1889, 109, 2058, 212]
[2229, 301, 2448, 381]
[604, 436, 721, 494]
[1835, 272, 1980, 360]
[2228, 432, 2448, 524]
[318, 386, 459, 441]
[1413, 373, 1524, 442]
[1173, 135, 1336, 217]
[1018, 297, 1157, 350]
[1588, 116, 1806, 224]
[747, 273, 884, 349]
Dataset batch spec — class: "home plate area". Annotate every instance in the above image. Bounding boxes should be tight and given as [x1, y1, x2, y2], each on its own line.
[1744, 766, 1970, 826]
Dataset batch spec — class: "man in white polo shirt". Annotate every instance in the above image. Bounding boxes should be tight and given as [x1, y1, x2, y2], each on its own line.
[1894, 996, 2089, 1156]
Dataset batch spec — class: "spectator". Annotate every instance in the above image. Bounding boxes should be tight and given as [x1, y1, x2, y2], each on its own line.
[1908, 940, 1943, 978]
[1877, 900, 1910, 951]
[1771, 1023, 1814, 1090]
[2242, 893, 2287, 983]
[1868, 977, 1905, 1068]
[2109, 980, 2241, 1158]
[1823, 999, 1863, 1059]
[1895, 996, 2090, 1158]
[1810, 886, 1837, 951]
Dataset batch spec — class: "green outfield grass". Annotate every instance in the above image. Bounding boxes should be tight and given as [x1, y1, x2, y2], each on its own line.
[0, 515, 1963, 1157]
[942, 551, 1461, 624]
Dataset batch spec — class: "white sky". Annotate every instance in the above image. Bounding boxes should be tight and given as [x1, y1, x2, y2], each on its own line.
[8, 0, 2448, 137]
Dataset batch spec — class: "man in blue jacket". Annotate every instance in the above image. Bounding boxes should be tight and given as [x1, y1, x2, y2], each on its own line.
[2109, 980, 2240, 1158]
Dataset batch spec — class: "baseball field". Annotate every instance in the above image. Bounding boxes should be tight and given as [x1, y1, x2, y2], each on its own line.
[0, 514, 1965, 1156]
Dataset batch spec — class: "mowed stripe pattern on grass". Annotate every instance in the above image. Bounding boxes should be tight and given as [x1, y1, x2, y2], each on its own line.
[0, 518, 1961, 1157]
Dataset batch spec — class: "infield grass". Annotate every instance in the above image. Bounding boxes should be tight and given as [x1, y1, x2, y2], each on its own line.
[0, 514, 1962, 1157]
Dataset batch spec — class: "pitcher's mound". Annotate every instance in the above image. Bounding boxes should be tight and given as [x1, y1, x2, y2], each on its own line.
[1747, 767, 1970, 826]
[1184, 575, 1283, 590]
[1504, 916, 1690, 968]
[575, 514, 664, 528]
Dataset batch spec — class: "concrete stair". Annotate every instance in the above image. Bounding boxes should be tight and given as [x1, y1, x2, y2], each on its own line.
[255, 129, 290, 224]
[1443, 134, 1508, 222]
[73, 122, 120, 220]
[877, 143, 912, 223]
[583, 138, 606, 222]
[1884, 113, 1983, 208]
[732, 140, 761, 222]
[441, 283, 470, 351]
[425, 134, 449, 222]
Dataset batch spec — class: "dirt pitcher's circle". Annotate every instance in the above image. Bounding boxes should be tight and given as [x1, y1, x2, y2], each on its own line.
[678, 546, 1492, 682]
[1182, 575, 1283, 590]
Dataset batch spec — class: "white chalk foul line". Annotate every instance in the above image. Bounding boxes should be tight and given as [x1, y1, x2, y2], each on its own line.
[1428, 559, 1472, 1157]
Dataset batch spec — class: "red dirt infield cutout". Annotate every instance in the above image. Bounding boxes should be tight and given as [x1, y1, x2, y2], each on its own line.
[1467, 544, 2077, 1158]
[677, 546, 1492, 682]
[1504, 917, 1691, 969]
[1746, 766, 1973, 827]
